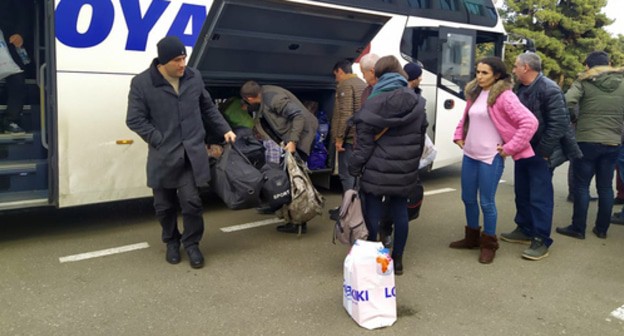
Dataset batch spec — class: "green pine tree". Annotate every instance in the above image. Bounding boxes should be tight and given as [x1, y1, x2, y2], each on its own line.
[501, 0, 623, 89]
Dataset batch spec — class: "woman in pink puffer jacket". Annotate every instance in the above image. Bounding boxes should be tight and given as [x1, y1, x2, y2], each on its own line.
[449, 56, 538, 264]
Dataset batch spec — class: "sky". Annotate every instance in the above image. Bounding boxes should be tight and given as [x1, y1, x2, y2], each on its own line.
[603, 0, 624, 36]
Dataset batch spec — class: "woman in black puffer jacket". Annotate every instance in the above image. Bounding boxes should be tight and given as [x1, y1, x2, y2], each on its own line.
[348, 55, 428, 275]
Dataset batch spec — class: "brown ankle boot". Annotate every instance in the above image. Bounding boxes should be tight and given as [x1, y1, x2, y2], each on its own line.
[449, 226, 481, 249]
[479, 233, 499, 264]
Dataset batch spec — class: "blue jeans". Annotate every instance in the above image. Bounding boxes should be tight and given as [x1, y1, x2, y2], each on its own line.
[461, 155, 504, 236]
[363, 193, 409, 256]
[338, 143, 355, 192]
[514, 155, 554, 246]
[571, 143, 620, 234]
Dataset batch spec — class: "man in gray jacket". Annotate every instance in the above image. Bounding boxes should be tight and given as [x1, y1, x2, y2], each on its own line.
[127, 36, 236, 269]
[240, 81, 318, 233]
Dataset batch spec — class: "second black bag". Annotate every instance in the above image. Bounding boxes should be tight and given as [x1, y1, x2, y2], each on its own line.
[260, 162, 291, 210]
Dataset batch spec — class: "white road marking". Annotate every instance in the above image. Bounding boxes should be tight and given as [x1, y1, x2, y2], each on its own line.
[59, 242, 150, 263]
[610, 305, 624, 321]
[499, 180, 507, 183]
[220, 218, 285, 233]
[424, 188, 456, 196]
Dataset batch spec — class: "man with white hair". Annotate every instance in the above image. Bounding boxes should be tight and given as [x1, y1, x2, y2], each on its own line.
[359, 53, 381, 103]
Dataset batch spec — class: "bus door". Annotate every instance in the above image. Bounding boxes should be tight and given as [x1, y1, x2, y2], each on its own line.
[432, 27, 475, 169]
[0, 0, 51, 211]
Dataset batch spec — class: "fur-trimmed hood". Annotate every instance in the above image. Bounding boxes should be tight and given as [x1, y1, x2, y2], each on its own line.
[464, 77, 513, 106]
[576, 66, 624, 93]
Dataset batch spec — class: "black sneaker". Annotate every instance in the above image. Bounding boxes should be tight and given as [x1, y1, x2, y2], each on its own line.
[611, 213, 624, 225]
[328, 207, 340, 221]
[276, 222, 307, 234]
[4, 122, 25, 134]
[555, 225, 585, 239]
[591, 227, 607, 239]
[614, 197, 624, 205]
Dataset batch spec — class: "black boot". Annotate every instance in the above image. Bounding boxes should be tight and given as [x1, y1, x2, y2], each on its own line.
[186, 245, 204, 269]
[276, 223, 307, 234]
[393, 254, 403, 276]
[165, 241, 181, 264]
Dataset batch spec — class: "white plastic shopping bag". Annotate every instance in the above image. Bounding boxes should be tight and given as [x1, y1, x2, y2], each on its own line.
[343, 240, 396, 329]
[0, 30, 22, 80]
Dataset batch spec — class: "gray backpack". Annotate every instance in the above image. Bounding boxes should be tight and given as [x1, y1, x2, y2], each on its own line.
[333, 189, 369, 245]
[278, 152, 324, 225]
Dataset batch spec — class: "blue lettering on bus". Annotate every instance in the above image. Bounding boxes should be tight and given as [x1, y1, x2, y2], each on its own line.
[384, 287, 396, 298]
[166, 4, 207, 47]
[56, 0, 115, 48]
[56, 0, 207, 50]
[120, 0, 170, 51]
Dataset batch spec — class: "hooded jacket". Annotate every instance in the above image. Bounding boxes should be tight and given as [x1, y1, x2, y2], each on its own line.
[565, 66, 624, 144]
[454, 78, 538, 161]
[348, 83, 427, 197]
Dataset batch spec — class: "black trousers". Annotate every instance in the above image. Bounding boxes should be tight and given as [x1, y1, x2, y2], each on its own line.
[2, 69, 26, 128]
[152, 172, 204, 248]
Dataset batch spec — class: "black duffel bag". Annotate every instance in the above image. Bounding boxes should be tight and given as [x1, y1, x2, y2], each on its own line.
[260, 162, 291, 210]
[212, 143, 263, 210]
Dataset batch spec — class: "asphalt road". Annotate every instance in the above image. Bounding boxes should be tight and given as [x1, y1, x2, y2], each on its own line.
[1, 162, 623, 336]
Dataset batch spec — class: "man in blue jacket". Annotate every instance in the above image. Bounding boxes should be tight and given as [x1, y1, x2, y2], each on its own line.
[127, 36, 236, 268]
[503, 52, 580, 260]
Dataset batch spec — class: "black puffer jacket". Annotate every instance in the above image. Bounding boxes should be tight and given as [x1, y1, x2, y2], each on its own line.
[348, 87, 427, 197]
[515, 74, 582, 168]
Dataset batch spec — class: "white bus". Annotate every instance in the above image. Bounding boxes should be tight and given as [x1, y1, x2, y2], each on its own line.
[0, 0, 506, 211]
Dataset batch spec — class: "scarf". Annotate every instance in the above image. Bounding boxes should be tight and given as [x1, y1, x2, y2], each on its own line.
[369, 73, 407, 99]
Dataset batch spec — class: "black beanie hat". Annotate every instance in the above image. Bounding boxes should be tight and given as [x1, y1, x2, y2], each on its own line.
[583, 51, 609, 68]
[157, 36, 186, 65]
[403, 63, 423, 81]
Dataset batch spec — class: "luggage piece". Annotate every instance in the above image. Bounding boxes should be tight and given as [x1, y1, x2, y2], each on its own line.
[343, 240, 397, 330]
[278, 152, 324, 225]
[233, 127, 266, 170]
[212, 143, 263, 210]
[0, 30, 22, 80]
[220, 97, 255, 129]
[333, 189, 368, 245]
[260, 162, 291, 210]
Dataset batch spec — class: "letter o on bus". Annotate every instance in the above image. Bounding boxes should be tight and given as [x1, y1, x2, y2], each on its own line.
[56, 0, 115, 48]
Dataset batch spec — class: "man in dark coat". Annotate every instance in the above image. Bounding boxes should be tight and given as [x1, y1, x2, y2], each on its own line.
[240, 81, 318, 160]
[0, 0, 28, 133]
[502, 52, 581, 261]
[127, 36, 235, 269]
